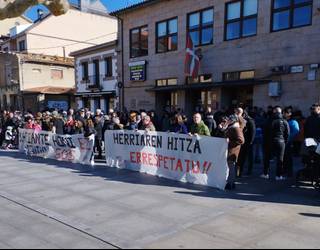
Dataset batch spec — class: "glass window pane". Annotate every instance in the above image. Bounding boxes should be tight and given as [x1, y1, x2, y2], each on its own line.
[171, 92, 178, 106]
[157, 22, 167, 37]
[244, 0, 258, 16]
[273, 10, 290, 30]
[202, 27, 213, 44]
[168, 35, 178, 51]
[168, 79, 178, 85]
[189, 31, 200, 46]
[157, 80, 166, 86]
[274, 0, 291, 9]
[188, 77, 199, 84]
[294, 0, 311, 4]
[240, 71, 255, 79]
[168, 19, 178, 34]
[227, 2, 241, 20]
[131, 42, 140, 58]
[293, 6, 312, 27]
[200, 74, 212, 83]
[202, 9, 214, 25]
[224, 72, 239, 81]
[141, 27, 148, 40]
[141, 47, 148, 57]
[226, 22, 240, 40]
[243, 17, 257, 36]
[131, 29, 139, 43]
[157, 37, 167, 53]
[189, 12, 200, 29]
[141, 27, 148, 56]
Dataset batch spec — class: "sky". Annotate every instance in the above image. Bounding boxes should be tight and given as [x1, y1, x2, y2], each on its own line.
[25, 0, 144, 21]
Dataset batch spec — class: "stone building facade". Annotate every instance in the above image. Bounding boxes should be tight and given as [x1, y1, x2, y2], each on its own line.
[70, 41, 119, 113]
[0, 52, 75, 112]
[112, 0, 320, 116]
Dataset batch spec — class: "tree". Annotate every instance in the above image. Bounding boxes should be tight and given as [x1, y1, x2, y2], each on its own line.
[0, 0, 70, 20]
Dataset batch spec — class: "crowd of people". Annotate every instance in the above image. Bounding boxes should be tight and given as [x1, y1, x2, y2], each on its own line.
[1, 103, 320, 190]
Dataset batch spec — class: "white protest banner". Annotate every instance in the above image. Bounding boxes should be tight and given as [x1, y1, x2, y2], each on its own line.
[19, 129, 95, 165]
[105, 130, 229, 190]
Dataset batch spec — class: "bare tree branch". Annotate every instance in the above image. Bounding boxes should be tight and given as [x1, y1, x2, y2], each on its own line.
[0, 0, 70, 20]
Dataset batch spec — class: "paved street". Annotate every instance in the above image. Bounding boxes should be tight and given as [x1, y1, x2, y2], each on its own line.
[0, 150, 319, 249]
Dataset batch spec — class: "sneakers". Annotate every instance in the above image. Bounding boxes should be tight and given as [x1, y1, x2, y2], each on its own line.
[275, 176, 287, 181]
[260, 174, 288, 181]
[260, 174, 270, 179]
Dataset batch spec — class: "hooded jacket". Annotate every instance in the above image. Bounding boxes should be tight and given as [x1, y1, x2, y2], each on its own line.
[226, 123, 245, 162]
[271, 113, 290, 143]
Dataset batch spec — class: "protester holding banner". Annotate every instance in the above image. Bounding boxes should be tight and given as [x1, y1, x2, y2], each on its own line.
[141, 116, 156, 132]
[126, 113, 139, 131]
[64, 115, 76, 135]
[190, 113, 210, 136]
[94, 116, 104, 159]
[173, 114, 188, 135]
[225, 115, 245, 190]
[52, 111, 65, 135]
[24, 116, 34, 130]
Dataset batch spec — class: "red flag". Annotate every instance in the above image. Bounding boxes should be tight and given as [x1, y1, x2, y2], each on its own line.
[185, 34, 200, 78]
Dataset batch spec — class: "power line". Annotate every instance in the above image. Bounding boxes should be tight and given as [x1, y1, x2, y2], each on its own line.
[27, 31, 117, 50]
[2, 31, 117, 53]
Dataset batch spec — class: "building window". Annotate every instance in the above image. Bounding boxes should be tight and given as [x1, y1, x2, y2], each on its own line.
[51, 69, 63, 80]
[201, 91, 218, 109]
[92, 60, 100, 85]
[156, 17, 178, 53]
[18, 40, 26, 51]
[171, 92, 178, 108]
[156, 78, 178, 87]
[272, 0, 313, 32]
[105, 57, 113, 77]
[130, 26, 148, 58]
[225, 0, 258, 41]
[81, 62, 89, 81]
[187, 74, 213, 84]
[223, 70, 255, 81]
[187, 8, 214, 46]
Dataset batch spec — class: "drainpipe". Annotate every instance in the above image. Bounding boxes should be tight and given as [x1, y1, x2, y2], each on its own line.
[18, 54, 25, 112]
[116, 16, 125, 112]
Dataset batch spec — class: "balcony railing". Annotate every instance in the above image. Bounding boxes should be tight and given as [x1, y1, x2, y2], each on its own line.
[81, 75, 116, 92]
[83, 75, 101, 90]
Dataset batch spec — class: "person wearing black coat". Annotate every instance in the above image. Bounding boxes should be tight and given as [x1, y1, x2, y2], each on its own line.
[94, 116, 104, 159]
[304, 104, 320, 140]
[0, 111, 6, 146]
[204, 107, 217, 136]
[237, 112, 256, 176]
[102, 116, 115, 133]
[263, 107, 290, 180]
[261, 108, 274, 179]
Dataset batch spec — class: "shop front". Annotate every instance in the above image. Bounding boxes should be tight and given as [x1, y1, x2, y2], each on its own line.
[22, 86, 75, 113]
[76, 92, 117, 113]
[149, 78, 269, 117]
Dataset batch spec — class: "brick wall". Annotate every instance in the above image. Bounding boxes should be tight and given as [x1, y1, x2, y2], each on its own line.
[117, 0, 320, 115]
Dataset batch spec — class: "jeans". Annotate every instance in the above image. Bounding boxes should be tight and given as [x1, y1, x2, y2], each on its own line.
[284, 142, 294, 177]
[237, 143, 254, 176]
[95, 139, 103, 158]
[263, 143, 271, 176]
[264, 140, 286, 177]
[227, 161, 236, 185]
[273, 140, 286, 177]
